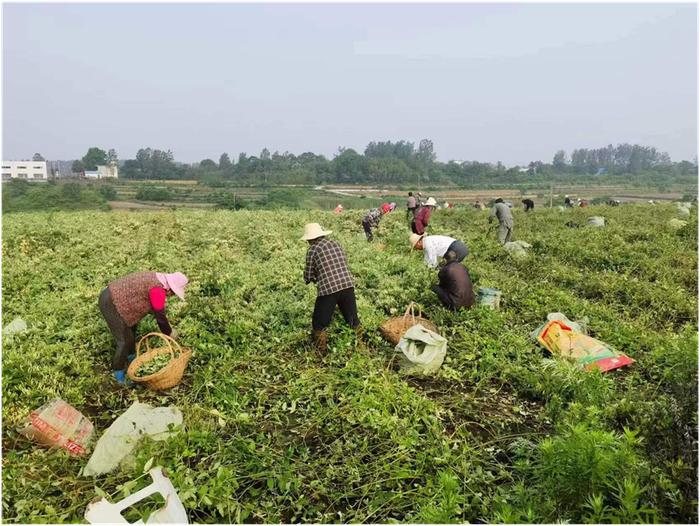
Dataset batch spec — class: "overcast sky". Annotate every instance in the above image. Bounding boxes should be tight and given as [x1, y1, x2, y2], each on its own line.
[2, 2, 697, 165]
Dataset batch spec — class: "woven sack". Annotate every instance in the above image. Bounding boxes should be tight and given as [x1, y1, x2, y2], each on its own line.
[380, 302, 438, 345]
[127, 332, 192, 391]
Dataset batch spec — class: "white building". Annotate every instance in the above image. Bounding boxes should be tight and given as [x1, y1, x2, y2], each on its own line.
[1, 161, 49, 181]
[84, 164, 118, 179]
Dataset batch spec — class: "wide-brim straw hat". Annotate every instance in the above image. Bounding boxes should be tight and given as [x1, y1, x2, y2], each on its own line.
[300, 223, 332, 240]
[409, 233, 424, 250]
[426, 197, 437, 206]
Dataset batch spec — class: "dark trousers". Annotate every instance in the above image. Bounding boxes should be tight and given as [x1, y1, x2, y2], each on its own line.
[447, 240, 468, 262]
[411, 221, 420, 234]
[431, 285, 457, 311]
[406, 207, 416, 220]
[312, 287, 360, 330]
[362, 220, 373, 241]
[98, 287, 136, 371]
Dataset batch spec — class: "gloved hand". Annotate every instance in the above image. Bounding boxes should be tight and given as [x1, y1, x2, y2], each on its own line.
[113, 369, 128, 385]
[169, 328, 179, 340]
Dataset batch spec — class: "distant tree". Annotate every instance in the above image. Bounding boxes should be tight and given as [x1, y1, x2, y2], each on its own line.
[71, 160, 85, 174]
[553, 150, 568, 169]
[32, 153, 45, 161]
[219, 153, 232, 170]
[82, 147, 108, 170]
[260, 148, 271, 161]
[417, 139, 436, 163]
[200, 159, 218, 170]
[106, 149, 118, 165]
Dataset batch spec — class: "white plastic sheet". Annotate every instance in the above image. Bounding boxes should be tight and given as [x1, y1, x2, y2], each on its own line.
[83, 402, 182, 476]
[503, 240, 532, 259]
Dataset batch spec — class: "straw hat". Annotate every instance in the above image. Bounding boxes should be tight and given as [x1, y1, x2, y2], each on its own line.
[300, 223, 332, 240]
[409, 233, 424, 249]
[425, 197, 437, 206]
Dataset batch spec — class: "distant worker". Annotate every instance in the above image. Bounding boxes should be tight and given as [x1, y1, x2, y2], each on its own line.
[334, 204, 344, 214]
[522, 198, 534, 212]
[410, 233, 469, 268]
[489, 198, 514, 245]
[411, 197, 437, 235]
[301, 223, 360, 356]
[564, 196, 573, 208]
[431, 254, 475, 311]
[406, 192, 417, 220]
[98, 271, 189, 385]
[416, 192, 425, 206]
[362, 205, 389, 241]
[579, 199, 589, 208]
[474, 200, 486, 210]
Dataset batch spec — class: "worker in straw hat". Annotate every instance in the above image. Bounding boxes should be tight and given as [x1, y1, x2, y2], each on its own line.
[334, 203, 344, 214]
[409, 233, 469, 268]
[411, 197, 437, 235]
[98, 271, 189, 385]
[301, 223, 360, 356]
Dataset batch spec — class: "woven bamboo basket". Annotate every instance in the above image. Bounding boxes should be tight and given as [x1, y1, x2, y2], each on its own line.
[127, 332, 192, 390]
[380, 302, 438, 346]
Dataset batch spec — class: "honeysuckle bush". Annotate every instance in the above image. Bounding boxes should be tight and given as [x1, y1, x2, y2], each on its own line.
[2, 203, 697, 523]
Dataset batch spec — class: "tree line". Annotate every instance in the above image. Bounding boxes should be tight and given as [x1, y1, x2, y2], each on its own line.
[72, 140, 697, 186]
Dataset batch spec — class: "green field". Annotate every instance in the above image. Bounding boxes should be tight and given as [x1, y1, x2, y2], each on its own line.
[1, 204, 697, 523]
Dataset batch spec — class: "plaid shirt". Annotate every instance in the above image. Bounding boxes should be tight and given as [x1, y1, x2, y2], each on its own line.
[304, 237, 354, 296]
[363, 208, 383, 228]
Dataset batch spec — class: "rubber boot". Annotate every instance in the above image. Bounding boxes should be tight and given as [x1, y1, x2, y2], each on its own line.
[311, 329, 328, 357]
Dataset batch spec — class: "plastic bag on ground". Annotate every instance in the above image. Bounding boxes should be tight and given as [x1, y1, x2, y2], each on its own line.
[83, 402, 182, 477]
[503, 240, 532, 259]
[668, 218, 688, 229]
[3, 317, 28, 337]
[19, 399, 94, 456]
[395, 323, 447, 375]
[533, 319, 634, 372]
[676, 202, 691, 217]
[85, 466, 188, 524]
[477, 288, 502, 310]
[586, 216, 605, 227]
[530, 312, 589, 341]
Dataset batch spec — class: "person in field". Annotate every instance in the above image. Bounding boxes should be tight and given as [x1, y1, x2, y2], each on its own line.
[334, 203, 343, 214]
[411, 197, 437, 235]
[431, 254, 475, 311]
[406, 192, 417, 220]
[489, 198, 514, 244]
[409, 233, 469, 268]
[362, 205, 389, 241]
[98, 271, 189, 385]
[301, 223, 360, 356]
[522, 198, 534, 212]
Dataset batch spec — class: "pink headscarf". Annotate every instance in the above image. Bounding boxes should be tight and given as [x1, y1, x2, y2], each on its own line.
[155, 272, 189, 300]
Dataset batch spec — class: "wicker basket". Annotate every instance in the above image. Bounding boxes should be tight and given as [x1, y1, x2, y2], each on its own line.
[127, 332, 192, 391]
[380, 302, 438, 346]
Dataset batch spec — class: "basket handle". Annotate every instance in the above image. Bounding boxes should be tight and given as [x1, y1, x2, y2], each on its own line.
[136, 332, 181, 358]
[402, 302, 422, 323]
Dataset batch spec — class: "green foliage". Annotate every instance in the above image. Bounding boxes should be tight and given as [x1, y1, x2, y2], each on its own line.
[98, 185, 117, 200]
[1, 204, 696, 523]
[135, 186, 173, 201]
[2, 182, 107, 212]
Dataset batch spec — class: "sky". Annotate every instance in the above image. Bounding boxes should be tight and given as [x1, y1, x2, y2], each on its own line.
[2, 2, 697, 165]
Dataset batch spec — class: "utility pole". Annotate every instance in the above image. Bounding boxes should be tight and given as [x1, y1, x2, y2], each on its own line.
[549, 182, 554, 208]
